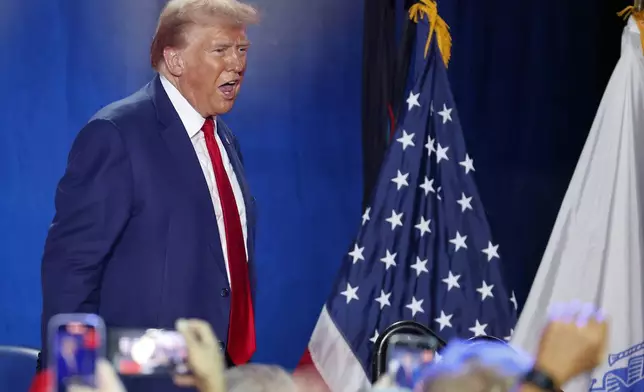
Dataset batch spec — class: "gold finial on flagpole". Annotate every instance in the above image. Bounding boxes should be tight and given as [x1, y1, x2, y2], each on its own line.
[408, 0, 452, 67]
[617, 1, 644, 54]
[619, 1, 644, 18]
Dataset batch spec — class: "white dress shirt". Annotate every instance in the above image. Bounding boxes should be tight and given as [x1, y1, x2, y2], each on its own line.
[160, 75, 248, 285]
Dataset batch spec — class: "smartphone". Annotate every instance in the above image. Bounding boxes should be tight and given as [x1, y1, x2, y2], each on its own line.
[107, 328, 189, 376]
[47, 313, 105, 392]
[386, 334, 440, 390]
[467, 335, 507, 344]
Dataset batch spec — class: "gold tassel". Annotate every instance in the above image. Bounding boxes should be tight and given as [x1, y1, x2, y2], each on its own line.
[408, 0, 452, 67]
[618, 5, 644, 55]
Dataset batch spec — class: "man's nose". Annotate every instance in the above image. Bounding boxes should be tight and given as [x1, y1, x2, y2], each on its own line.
[226, 53, 243, 72]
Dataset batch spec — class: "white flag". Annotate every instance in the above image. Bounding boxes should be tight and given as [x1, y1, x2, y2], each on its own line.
[511, 16, 644, 392]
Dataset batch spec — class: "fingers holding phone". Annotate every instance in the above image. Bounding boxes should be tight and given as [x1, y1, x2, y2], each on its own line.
[173, 318, 226, 392]
[68, 360, 126, 392]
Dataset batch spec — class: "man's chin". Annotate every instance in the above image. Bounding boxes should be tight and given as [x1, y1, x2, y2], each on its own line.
[212, 100, 236, 116]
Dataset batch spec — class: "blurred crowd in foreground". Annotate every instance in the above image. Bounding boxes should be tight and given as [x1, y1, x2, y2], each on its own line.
[32, 300, 607, 392]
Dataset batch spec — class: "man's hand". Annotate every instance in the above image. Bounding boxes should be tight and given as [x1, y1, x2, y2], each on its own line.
[535, 301, 608, 387]
[174, 318, 226, 392]
[68, 359, 126, 392]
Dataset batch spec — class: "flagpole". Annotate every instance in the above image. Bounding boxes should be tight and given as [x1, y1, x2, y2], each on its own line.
[636, 0, 643, 11]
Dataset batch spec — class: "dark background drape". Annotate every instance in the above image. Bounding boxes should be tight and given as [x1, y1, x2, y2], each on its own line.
[0, 0, 633, 369]
[439, 0, 631, 308]
[363, 0, 633, 312]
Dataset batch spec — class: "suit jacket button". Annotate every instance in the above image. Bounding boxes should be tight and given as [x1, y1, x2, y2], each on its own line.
[221, 288, 230, 297]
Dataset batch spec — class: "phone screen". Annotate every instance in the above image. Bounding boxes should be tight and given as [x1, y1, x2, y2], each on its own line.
[386, 334, 439, 390]
[50, 317, 102, 392]
[107, 329, 189, 376]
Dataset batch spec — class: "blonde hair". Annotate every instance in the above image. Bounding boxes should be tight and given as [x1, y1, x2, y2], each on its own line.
[150, 0, 259, 69]
[419, 340, 532, 392]
[225, 364, 297, 392]
[422, 362, 516, 392]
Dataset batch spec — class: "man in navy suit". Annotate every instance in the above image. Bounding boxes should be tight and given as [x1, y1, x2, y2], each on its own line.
[38, 0, 259, 389]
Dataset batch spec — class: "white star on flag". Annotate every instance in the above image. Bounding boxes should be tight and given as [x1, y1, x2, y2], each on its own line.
[406, 296, 425, 317]
[419, 177, 436, 196]
[340, 283, 359, 304]
[425, 135, 435, 157]
[476, 281, 495, 301]
[410, 257, 428, 277]
[375, 290, 391, 309]
[435, 143, 449, 163]
[361, 207, 370, 225]
[510, 291, 518, 310]
[438, 103, 453, 124]
[459, 154, 475, 174]
[406, 91, 420, 111]
[391, 170, 409, 190]
[442, 271, 461, 291]
[414, 216, 431, 237]
[348, 244, 365, 264]
[385, 210, 403, 230]
[482, 241, 500, 261]
[397, 131, 415, 150]
[449, 231, 468, 252]
[369, 330, 380, 344]
[380, 250, 397, 270]
[469, 319, 488, 337]
[456, 193, 473, 212]
[434, 311, 453, 331]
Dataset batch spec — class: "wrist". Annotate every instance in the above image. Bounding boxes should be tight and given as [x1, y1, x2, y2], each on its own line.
[198, 376, 225, 392]
[533, 358, 568, 388]
[519, 366, 561, 392]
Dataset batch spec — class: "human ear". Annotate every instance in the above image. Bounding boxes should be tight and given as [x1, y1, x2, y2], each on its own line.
[162, 47, 185, 77]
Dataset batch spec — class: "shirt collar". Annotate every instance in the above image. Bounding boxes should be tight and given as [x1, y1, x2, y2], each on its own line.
[160, 74, 216, 138]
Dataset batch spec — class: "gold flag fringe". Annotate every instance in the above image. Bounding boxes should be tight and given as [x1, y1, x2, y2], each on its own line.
[618, 6, 644, 55]
[409, 0, 452, 67]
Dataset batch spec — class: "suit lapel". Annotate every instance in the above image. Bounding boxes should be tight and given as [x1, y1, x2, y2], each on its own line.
[159, 122, 216, 224]
[148, 76, 228, 276]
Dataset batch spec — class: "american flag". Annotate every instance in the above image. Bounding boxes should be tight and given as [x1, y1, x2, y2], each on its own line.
[299, 38, 517, 392]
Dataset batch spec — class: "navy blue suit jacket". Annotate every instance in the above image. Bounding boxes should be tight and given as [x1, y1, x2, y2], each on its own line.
[40, 75, 256, 391]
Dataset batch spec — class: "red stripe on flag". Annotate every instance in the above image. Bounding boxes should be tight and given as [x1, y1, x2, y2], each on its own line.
[294, 348, 331, 392]
[28, 370, 52, 392]
[295, 307, 371, 391]
[297, 347, 314, 367]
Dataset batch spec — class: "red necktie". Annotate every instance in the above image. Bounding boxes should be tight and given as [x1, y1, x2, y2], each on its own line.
[202, 118, 256, 365]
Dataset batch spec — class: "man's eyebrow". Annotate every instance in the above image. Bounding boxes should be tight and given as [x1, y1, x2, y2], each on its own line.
[211, 41, 233, 47]
[210, 40, 251, 47]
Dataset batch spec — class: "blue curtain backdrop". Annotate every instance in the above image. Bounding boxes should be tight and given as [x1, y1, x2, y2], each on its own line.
[0, 0, 630, 368]
[0, 0, 364, 368]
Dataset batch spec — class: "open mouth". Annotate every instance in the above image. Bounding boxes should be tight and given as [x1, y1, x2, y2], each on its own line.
[218, 80, 238, 98]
